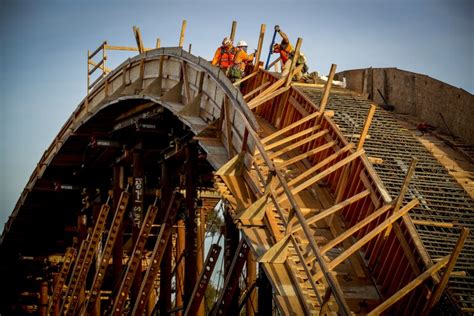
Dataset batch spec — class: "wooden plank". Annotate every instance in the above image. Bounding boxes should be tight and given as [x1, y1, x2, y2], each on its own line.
[268, 129, 330, 161]
[319, 204, 392, 255]
[243, 81, 270, 101]
[288, 95, 309, 117]
[411, 219, 455, 228]
[357, 104, 376, 150]
[284, 150, 364, 199]
[234, 71, 258, 87]
[285, 143, 354, 189]
[318, 64, 337, 114]
[284, 38, 302, 87]
[261, 110, 321, 144]
[248, 86, 291, 110]
[253, 24, 266, 72]
[264, 125, 321, 151]
[278, 141, 336, 168]
[367, 256, 450, 316]
[179, 20, 187, 47]
[291, 190, 371, 234]
[156, 38, 161, 48]
[313, 198, 419, 282]
[133, 26, 145, 54]
[230, 20, 237, 43]
[383, 158, 417, 238]
[425, 227, 470, 313]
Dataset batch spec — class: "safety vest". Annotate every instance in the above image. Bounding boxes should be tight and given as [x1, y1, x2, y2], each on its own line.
[279, 42, 293, 64]
[218, 46, 235, 69]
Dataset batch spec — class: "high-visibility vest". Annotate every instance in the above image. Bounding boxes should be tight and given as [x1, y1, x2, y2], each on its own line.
[217, 46, 235, 69]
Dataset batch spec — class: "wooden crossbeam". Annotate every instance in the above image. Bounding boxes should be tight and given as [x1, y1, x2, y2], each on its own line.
[261, 110, 321, 144]
[280, 149, 363, 200]
[248, 77, 286, 106]
[424, 227, 470, 313]
[313, 198, 419, 282]
[234, 71, 258, 87]
[290, 190, 371, 234]
[264, 125, 321, 151]
[277, 141, 336, 168]
[267, 129, 329, 160]
[320, 204, 393, 255]
[243, 80, 270, 100]
[367, 256, 450, 315]
[285, 143, 354, 189]
[248, 86, 290, 110]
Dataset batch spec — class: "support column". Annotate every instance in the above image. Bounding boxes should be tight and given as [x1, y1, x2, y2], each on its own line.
[184, 143, 204, 315]
[112, 165, 124, 291]
[176, 217, 185, 315]
[159, 160, 173, 314]
[132, 150, 144, 302]
[246, 253, 257, 316]
[257, 266, 272, 315]
[224, 205, 240, 312]
[39, 281, 48, 316]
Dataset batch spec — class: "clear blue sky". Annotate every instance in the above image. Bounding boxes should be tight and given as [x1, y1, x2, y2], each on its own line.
[0, 0, 472, 229]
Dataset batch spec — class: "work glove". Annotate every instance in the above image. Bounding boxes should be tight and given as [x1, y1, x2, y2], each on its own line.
[274, 25, 280, 32]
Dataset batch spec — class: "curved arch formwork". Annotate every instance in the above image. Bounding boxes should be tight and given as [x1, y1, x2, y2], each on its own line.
[0, 47, 468, 315]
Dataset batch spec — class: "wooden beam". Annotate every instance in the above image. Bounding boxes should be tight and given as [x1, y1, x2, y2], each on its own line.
[278, 141, 336, 168]
[244, 81, 270, 101]
[156, 38, 161, 48]
[261, 110, 321, 144]
[411, 219, 455, 228]
[357, 104, 376, 150]
[188, 43, 192, 53]
[290, 190, 371, 234]
[179, 20, 187, 47]
[234, 71, 258, 87]
[285, 38, 302, 87]
[264, 125, 321, 151]
[318, 64, 337, 114]
[313, 198, 419, 282]
[367, 255, 450, 315]
[267, 129, 330, 161]
[248, 86, 290, 110]
[247, 78, 286, 107]
[384, 157, 417, 238]
[425, 227, 470, 313]
[230, 20, 237, 43]
[283, 149, 364, 199]
[133, 26, 145, 54]
[284, 143, 354, 189]
[253, 24, 266, 72]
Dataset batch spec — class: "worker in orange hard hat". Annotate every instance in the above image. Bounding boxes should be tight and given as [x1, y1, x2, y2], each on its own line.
[228, 40, 254, 82]
[272, 25, 308, 81]
[212, 37, 236, 72]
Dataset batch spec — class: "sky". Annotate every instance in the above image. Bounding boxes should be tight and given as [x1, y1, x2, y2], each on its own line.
[0, 0, 473, 230]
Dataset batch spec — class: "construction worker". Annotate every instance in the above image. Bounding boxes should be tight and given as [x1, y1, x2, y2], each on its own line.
[212, 37, 236, 73]
[272, 25, 308, 81]
[228, 40, 254, 82]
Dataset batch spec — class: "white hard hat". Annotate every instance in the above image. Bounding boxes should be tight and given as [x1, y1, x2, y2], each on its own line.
[237, 40, 248, 47]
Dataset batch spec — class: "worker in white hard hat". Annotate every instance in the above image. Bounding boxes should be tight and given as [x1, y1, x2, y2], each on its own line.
[229, 40, 254, 82]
